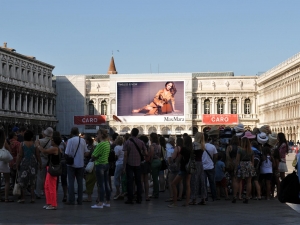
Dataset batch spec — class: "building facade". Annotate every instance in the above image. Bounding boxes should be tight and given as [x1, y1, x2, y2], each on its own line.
[257, 52, 300, 142]
[0, 43, 56, 134]
[56, 57, 259, 136]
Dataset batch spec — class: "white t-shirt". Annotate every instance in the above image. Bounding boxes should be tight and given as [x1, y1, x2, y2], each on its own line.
[202, 143, 218, 170]
[65, 136, 89, 168]
[166, 143, 175, 160]
[114, 145, 124, 165]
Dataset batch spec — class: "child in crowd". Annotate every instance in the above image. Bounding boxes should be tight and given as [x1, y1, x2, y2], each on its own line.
[215, 153, 229, 200]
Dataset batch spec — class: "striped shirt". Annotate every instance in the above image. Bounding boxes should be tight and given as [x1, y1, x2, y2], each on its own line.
[92, 141, 110, 165]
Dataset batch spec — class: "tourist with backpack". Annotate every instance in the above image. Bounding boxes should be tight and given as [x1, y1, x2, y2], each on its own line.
[251, 141, 262, 200]
[260, 146, 274, 200]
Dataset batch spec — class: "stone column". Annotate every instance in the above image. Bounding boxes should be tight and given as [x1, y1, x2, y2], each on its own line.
[0, 60, 2, 75]
[49, 99, 52, 115]
[0, 89, 2, 109]
[5, 90, 9, 110]
[30, 95, 33, 113]
[24, 94, 27, 112]
[197, 98, 202, 117]
[11, 92, 15, 111]
[45, 98, 48, 115]
[239, 97, 243, 114]
[41, 98, 43, 114]
[211, 98, 215, 114]
[35, 96, 38, 113]
[224, 97, 228, 114]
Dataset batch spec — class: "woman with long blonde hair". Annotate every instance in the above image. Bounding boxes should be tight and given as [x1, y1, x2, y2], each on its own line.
[189, 132, 207, 205]
[232, 137, 256, 204]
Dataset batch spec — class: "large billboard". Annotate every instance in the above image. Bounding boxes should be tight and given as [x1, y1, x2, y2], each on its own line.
[116, 81, 185, 122]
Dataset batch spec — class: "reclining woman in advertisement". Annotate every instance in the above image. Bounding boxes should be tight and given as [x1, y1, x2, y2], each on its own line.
[132, 81, 180, 115]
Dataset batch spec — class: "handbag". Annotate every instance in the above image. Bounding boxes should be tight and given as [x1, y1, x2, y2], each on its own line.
[292, 156, 298, 167]
[85, 161, 95, 173]
[65, 137, 81, 165]
[0, 147, 13, 162]
[13, 172, 21, 196]
[48, 151, 62, 177]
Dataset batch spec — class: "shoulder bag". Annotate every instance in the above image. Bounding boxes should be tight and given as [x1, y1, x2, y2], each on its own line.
[48, 149, 62, 177]
[13, 171, 21, 196]
[65, 137, 81, 165]
[0, 147, 13, 162]
[129, 138, 144, 162]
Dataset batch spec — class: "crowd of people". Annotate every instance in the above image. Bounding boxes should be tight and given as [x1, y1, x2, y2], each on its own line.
[0, 123, 299, 210]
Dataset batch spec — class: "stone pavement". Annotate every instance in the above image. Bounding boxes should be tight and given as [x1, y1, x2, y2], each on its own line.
[0, 186, 299, 225]
[0, 152, 299, 225]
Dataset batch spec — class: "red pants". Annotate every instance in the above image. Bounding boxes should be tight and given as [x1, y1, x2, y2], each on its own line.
[45, 167, 57, 207]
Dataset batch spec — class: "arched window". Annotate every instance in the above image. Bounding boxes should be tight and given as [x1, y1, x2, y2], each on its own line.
[148, 126, 157, 134]
[192, 99, 197, 114]
[161, 127, 170, 135]
[121, 127, 130, 133]
[244, 98, 251, 114]
[217, 99, 223, 114]
[136, 126, 144, 135]
[231, 99, 237, 114]
[175, 127, 184, 134]
[101, 100, 107, 115]
[204, 99, 210, 114]
[88, 100, 94, 115]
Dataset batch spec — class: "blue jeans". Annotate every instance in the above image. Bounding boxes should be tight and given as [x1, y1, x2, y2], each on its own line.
[126, 164, 142, 202]
[67, 166, 84, 204]
[114, 164, 123, 187]
[204, 168, 217, 200]
[95, 164, 111, 202]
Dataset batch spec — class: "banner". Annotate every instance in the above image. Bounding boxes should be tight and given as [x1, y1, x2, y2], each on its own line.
[74, 115, 106, 125]
[202, 114, 238, 125]
[116, 81, 185, 123]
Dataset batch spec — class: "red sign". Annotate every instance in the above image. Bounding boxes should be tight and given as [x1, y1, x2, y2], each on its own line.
[202, 114, 238, 125]
[74, 115, 106, 125]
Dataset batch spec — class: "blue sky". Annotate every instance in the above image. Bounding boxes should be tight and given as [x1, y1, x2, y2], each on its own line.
[1, 0, 300, 76]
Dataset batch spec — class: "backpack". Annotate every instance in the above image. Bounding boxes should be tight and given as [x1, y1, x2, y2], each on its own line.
[253, 152, 262, 170]
[108, 144, 117, 163]
[278, 171, 300, 204]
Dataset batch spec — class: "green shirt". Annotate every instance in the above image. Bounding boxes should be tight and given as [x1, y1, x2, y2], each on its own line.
[92, 141, 110, 165]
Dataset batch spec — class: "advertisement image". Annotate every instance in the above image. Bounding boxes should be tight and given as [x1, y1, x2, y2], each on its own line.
[116, 81, 185, 123]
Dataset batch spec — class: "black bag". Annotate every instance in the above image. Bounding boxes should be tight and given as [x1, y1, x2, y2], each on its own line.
[278, 171, 300, 204]
[48, 151, 62, 177]
[65, 137, 81, 165]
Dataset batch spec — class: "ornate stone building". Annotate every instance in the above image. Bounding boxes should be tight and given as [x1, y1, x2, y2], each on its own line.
[0, 43, 56, 134]
[258, 52, 300, 142]
[56, 56, 259, 135]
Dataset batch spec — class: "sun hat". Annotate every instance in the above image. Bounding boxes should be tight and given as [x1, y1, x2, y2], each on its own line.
[236, 131, 244, 138]
[208, 126, 219, 136]
[259, 125, 271, 135]
[234, 124, 244, 133]
[268, 133, 278, 146]
[43, 127, 53, 137]
[257, 132, 269, 145]
[242, 131, 256, 139]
